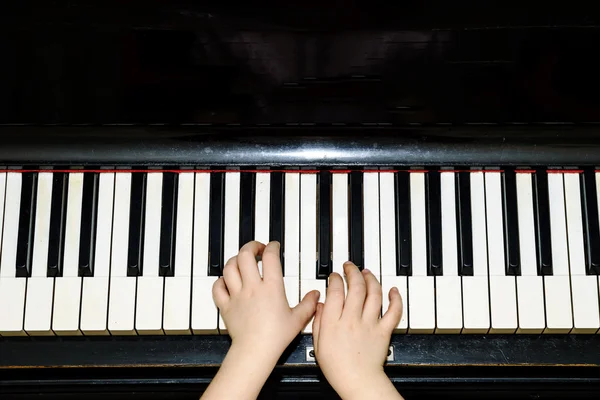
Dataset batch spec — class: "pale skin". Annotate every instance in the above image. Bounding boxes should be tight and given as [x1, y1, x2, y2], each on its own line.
[200, 240, 404, 400]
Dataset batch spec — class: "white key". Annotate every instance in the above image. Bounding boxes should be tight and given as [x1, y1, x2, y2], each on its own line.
[255, 172, 270, 276]
[596, 172, 600, 335]
[219, 171, 241, 334]
[408, 172, 435, 333]
[545, 172, 573, 333]
[299, 174, 322, 334]
[379, 172, 397, 279]
[363, 173, 381, 277]
[332, 173, 349, 276]
[108, 276, 136, 335]
[0, 171, 7, 334]
[164, 172, 194, 335]
[300, 174, 317, 281]
[382, 276, 408, 333]
[284, 173, 300, 307]
[300, 279, 326, 334]
[462, 171, 490, 333]
[0, 172, 6, 255]
[24, 173, 55, 335]
[380, 172, 408, 332]
[255, 172, 270, 244]
[136, 172, 164, 335]
[284, 276, 300, 308]
[108, 172, 136, 335]
[485, 172, 517, 333]
[0, 173, 21, 279]
[52, 173, 84, 335]
[191, 173, 218, 334]
[515, 172, 545, 333]
[362, 173, 382, 327]
[284, 173, 300, 278]
[163, 276, 192, 335]
[436, 171, 462, 333]
[192, 277, 219, 334]
[379, 172, 407, 331]
[223, 172, 241, 262]
[564, 173, 599, 333]
[0, 172, 25, 336]
[81, 172, 115, 335]
[408, 276, 435, 333]
[410, 172, 428, 276]
[0, 279, 26, 336]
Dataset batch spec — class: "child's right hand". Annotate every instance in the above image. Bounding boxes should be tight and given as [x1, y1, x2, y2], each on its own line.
[312, 262, 404, 400]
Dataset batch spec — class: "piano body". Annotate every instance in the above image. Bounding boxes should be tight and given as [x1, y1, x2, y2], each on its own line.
[2, 1, 600, 399]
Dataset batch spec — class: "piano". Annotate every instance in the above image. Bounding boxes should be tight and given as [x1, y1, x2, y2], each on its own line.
[2, 1, 600, 399]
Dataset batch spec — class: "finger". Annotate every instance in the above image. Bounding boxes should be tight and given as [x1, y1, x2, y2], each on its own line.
[212, 277, 230, 310]
[312, 302, 324, 354]
[237, 241, 266, 285]
[222, 256, 242, 295]
[341, 261, 367, 319]
[262, 241, 284, 284]
[322, 272, 345, 321]
[362, 268, 383, 321]
[292, 290, 320, 332]
[380, 287, 403, 333]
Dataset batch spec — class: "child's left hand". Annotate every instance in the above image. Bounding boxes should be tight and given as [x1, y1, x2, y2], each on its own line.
[213, 240, 320, 364]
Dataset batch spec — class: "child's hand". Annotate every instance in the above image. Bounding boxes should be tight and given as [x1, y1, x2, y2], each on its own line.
[213, 240, 320, 364]
[312, 262, 404, 400]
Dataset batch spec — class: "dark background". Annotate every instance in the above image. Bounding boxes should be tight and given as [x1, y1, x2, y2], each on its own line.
[2, 1, 600, 125]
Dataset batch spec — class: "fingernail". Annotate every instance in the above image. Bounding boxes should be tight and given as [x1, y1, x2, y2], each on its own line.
[392, 286, 399, 293]
[363, 268, 370, 273]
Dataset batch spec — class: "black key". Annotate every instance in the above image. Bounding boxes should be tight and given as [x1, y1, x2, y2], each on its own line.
[532, 169, 553, 276]
[456, 171, 473, 276]
[15, 172, 38, 278]
[127, 173, 146, 277]
[317, 170, 331, 279]
[239, 172, 256, 247]
[208, 172, 225, 276]
[47, 173, 68, 277]
[502, 169, 521, 276]
[395, 171, 411, 276]
[349, 171, 364, 269]
[159, 173, 178, 277]
[580, 168, 600, 275]
[78, 173, 99, 277]
[426, 170, 442, 276]
[270, 172, 285, 269]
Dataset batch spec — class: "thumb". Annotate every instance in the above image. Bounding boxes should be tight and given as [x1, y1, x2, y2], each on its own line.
[292, 290, 320, 329]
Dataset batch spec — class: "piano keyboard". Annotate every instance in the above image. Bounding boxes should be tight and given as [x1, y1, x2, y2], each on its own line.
[0, 167, 599, 336]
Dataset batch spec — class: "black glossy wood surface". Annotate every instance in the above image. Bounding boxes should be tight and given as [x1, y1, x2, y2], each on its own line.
[1, 334, 600, 368]
[2, 126, 600, 167]
[2, 335, 600, 399]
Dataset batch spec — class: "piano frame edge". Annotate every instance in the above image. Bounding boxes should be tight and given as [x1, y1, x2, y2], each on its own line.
[2, 335, 600, 398]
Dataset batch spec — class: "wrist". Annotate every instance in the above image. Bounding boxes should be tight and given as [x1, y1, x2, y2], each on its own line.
[333, 371, 399, 400]
[202, 344, 278, 400]
[227, 340, 285, 370]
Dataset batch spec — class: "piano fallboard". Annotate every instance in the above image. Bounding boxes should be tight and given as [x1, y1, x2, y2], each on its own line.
[1, 125, 600, 166]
